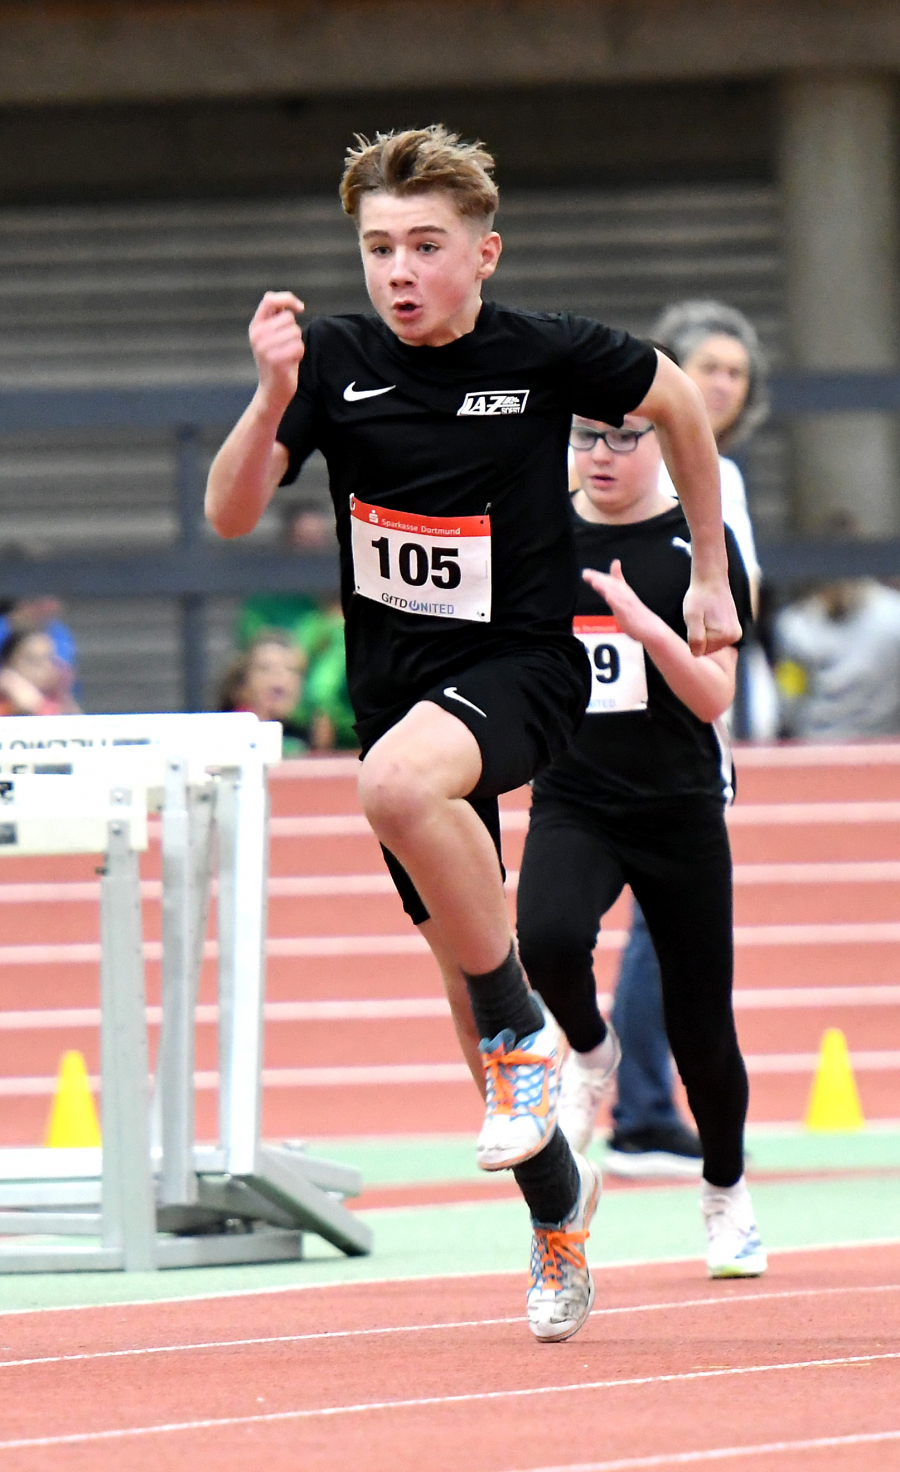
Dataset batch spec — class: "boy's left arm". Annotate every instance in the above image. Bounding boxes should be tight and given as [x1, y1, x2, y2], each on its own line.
[583, 561, 737, 724]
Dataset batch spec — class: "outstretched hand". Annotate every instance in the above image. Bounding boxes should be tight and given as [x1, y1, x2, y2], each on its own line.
[249, 291, 306, 413]
[581, 560, 656, 644]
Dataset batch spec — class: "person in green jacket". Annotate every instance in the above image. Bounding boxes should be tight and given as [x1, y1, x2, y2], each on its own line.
[236, 495, 357, 748]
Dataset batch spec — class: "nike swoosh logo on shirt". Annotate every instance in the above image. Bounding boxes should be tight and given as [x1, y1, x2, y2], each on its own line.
[671, 537, 693, 557]
[443, 687, 487, 719]
[343, 382, 396, 402]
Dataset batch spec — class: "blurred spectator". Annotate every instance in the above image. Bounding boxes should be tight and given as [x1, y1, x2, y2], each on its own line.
[0, 629, 80, 715]
[775, 577, 900, 739]
[219, 630, 314, 757]
[652, 299, 778, 741]
[236, 496, 356, 748]
[653, 299, 767, 606]
[0, 593, 78, 693]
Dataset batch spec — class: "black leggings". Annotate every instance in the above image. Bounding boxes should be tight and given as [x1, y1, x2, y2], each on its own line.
[516, 795, 748, 1187]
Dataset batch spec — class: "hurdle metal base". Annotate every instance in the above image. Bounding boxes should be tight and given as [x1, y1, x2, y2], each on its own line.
[0, 715, 372, 1276]
[0, 1228, 306, 1275]
[0, 1141, 371, 1271]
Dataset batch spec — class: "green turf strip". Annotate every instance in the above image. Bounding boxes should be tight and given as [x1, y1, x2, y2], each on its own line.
[306, 1126, 900, 1184]
[1, 1133, 899, 1316]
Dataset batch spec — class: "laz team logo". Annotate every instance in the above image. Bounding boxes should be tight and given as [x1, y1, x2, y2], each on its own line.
[457, 390, 530, 416]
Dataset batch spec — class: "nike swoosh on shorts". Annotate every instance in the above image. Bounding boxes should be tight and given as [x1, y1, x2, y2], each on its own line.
[343, 382, 396, 402]
[443, 687, 488, 719]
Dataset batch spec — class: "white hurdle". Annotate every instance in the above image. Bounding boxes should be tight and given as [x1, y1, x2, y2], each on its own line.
[0, 712, 372, 1272]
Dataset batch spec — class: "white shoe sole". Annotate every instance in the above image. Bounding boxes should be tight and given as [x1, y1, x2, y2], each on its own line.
[605, 1148, 703, 1180]
[708, 1252, 768, 1279]
[476, 1123, 557, 1172]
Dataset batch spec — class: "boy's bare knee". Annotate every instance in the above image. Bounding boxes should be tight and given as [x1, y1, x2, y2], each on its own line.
[358, 749, 432, 842]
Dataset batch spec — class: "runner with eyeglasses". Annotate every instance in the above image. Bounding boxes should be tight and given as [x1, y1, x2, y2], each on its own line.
[515, 410, 767, 1279]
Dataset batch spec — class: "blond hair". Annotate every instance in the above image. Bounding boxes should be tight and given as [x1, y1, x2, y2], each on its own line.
[340, 125, 499, 227]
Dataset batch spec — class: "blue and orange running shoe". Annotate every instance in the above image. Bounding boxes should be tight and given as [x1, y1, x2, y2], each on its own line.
[527, 1150, 600, 1343]
[475, 1007, 562, 1172]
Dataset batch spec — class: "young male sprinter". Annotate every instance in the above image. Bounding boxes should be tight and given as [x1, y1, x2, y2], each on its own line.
[515, 412, 766, 1277]
[205, 126, 742, 1339]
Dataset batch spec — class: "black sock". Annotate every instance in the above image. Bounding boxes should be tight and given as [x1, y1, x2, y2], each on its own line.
[569, 1014, 608, 1054]
[463, 943, 543, 1044]
[513, 1129, 580, 1225]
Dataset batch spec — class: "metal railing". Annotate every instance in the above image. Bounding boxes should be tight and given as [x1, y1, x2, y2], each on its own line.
[0, 372, 898, 711]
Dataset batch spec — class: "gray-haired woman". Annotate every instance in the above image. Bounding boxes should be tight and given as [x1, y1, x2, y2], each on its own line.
[654, 299, 769, 610]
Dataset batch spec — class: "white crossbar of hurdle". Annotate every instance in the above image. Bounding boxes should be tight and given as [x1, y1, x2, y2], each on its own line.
[0, 712, 371, 1273]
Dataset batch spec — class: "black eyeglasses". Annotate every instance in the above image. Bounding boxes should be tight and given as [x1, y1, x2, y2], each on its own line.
[569, 425, 655, 454]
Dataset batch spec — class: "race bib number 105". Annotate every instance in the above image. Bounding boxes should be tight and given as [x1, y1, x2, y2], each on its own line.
[574, 615, 648, 714]
[350, 497, 491, 622]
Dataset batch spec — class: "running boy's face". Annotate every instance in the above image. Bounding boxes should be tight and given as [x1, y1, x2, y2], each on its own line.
[357, 191, 501, 347]
[571, 414, 669, 525]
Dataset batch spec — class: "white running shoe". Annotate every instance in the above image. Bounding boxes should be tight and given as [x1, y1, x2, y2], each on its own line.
[527, 1150, 600, 1343]
[475, 1008, 562, 1172]
[702, 1178, 768, 1278]
[557, 1026, 621, 1154]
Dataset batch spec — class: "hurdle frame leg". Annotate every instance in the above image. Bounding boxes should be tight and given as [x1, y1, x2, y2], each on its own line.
[100, 814, 157, 1271]
[216, 756, 269, 1178]
[156, 760, 214, 1207]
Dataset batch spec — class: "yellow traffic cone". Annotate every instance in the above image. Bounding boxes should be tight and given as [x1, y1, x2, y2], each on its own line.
[44, 1051, 102, 1148]
[804, 1028, 864, 1132]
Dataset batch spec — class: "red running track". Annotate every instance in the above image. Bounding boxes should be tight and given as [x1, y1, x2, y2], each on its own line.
[0, 742, 900, 1144]
[0, 1242, 899, 1470]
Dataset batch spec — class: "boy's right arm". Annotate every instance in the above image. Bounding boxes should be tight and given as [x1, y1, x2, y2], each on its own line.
[205, 292, 305, 539]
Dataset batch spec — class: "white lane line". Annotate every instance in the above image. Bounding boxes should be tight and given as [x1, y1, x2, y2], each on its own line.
[5, 919, 900, 968]
[0, 933, 431, 965]
[0, 874, 398, 905]
[0, 1063, 475, 1096]
[0, 1315, 521, 1370]
[269, 756, 360, 778]
[732, 984, 900, 1008]
[271, 803, 900, 837]
[727, 801, 900, 825]
[8, 861, 900, 908]
[2, 861, 898, 907]
[0, 1351, 897, 1453]
[746, 1049, 900, 1074]
[3, 1282, 897, 1373]
[5, 984, 900, 1033]
[733, 922, 900, 946]
[0, 997, 454, 1031]
[4, 1047, 900, 1097]
[274, 745, 900, 773]
[505, 1427, 900, 1471]
[3, 1237, 899, 1318]
[732, 860, 900, 883]
[734, 742, 900, 767]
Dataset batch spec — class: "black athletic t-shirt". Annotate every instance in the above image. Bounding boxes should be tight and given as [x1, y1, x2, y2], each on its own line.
[275, 302, 657, 740]
[532, 502, 753, 811]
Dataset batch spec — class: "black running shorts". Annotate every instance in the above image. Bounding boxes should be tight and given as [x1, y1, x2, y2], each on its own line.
[364, 641, 591, 926]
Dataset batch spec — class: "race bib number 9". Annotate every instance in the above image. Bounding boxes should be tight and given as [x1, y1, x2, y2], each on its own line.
[574, 615, 648, 714]
[350, 497, 491, 621]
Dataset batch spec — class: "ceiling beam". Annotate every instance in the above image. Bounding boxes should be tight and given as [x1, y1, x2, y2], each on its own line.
[0, 2, 898, 107]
